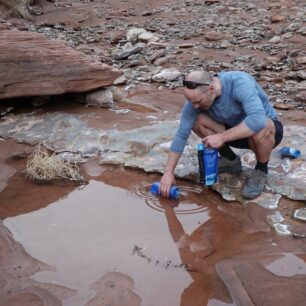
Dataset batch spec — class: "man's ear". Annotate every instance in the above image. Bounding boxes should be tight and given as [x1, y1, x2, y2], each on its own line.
[208, 83, 214, 93]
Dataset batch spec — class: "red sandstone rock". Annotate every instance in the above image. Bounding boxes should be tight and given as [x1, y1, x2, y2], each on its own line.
[274, 102, 296, 110]
[271, 15, 285, 23]
[0, 30, 121, 99]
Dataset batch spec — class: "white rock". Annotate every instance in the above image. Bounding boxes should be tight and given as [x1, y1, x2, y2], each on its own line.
[113, 75, 127, 85]
[127, 28, 146, 42]
[269, 36, 281, 43]
[152, 68, 181, 83]
[138, 31, 154, 42]
[295, 81, 306, 90]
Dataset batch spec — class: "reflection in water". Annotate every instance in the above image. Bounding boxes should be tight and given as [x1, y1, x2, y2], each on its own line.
[160, 200, 220, 306]
[207, 299, 235, 306]
[85, 271, 141, 306]
[3, 178, 305, 306]
[265, 253, 306, 277]
[130, 182, 233, 305]
[4, 180, 192, 306]
[128, 183, 208, 214]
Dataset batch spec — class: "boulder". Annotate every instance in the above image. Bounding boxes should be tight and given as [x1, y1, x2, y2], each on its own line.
[86, 88, 113, 108]
[0, 30, 121, 99]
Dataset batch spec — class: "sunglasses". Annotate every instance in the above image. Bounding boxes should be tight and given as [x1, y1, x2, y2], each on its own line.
[182, 79, 210, 89]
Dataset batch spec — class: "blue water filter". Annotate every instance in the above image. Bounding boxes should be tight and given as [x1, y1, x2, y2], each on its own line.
[197, 144, 205, 184]
[197, 144, 218, 186]
[279, 147, 301, 158]
[151, 181, 180, 199]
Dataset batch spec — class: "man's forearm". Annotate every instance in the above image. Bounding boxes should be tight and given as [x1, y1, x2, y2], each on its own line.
[164, 151, 182, 174]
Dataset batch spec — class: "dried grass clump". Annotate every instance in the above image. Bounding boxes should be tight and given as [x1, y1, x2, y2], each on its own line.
[25, 144, 83, 183]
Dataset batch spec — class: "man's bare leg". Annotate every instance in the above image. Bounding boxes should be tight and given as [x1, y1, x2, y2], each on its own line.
[242, 119, 276, 199]
[248, 118, 276, 164]
[192, 112, 225, 137]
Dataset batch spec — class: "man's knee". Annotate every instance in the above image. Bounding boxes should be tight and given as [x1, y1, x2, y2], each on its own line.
[192, 121, 201, 135]
[249, 119, 276, 146]
[193, 113, 225, 134]
[192, 114, 208, 135]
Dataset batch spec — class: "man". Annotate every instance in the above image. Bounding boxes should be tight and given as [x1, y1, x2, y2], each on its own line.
[160, 70, 283, 199]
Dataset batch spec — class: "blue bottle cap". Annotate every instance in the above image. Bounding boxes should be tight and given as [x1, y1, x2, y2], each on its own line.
[151, 181, 160, 195]
[197, 143, 204, 150]
[169, 186, 180, 199]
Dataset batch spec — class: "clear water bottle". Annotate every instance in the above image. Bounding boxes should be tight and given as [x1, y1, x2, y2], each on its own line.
[150, 181, 180, 199]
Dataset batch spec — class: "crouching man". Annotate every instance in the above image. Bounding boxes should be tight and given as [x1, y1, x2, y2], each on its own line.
[160, 70, 283, 199]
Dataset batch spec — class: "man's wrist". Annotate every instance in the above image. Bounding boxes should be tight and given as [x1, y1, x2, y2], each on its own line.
[220, 131, 229, 143]
[164, 168, 174, 175]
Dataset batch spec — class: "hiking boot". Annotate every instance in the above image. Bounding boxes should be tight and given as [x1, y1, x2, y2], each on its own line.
[242, 169, 267, 199]
[218, 156, 242, 173]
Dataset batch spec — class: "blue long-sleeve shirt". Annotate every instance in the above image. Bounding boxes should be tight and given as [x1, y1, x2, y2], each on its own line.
[170, 71, 277, 153]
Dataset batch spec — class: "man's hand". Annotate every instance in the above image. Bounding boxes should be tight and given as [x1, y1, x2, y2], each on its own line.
[203, 133, 225, 149]
[160, 171, 176, 197]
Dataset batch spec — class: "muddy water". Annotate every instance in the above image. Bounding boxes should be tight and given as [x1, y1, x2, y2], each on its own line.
[0, 96, 306, 305]
[3, 177, 224, 306]
[1, 163, 306, 305]
[1, 92, 306, 306]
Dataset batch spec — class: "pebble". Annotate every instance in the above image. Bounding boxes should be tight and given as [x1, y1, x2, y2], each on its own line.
[274, 102, 296, 110]
[296, 57, 306, 64]
[113, 75, 127, 85]
[153, 56, 170, 66]
[271, 15, 285, 23]
[138, 31, 155, 42]
[295, 81, 306, 91]
[148, 49, 167, 62]
[269, 36, 281, 43]
[112, 43, 145, 60]
[297, 71, 306, 80]
[205, 31, 224, 41]
[127, 28, 146, 43]
[152, 68, 181, 83]
[296, 91, 306, 103]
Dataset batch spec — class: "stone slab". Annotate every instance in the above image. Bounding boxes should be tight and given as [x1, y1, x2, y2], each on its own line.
[0, 112, 305, 208]
[216, 258, 306, 306]
[0, 30, 121, 99]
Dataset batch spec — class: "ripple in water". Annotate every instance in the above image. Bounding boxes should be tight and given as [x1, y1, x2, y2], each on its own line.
[128, 184, 207, 215]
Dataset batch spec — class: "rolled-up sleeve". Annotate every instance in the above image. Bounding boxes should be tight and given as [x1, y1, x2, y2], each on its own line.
[234, 76, 268, 132]
[170, 101, 198, 153]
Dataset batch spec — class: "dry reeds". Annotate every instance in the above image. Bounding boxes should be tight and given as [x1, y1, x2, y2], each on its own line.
[25, 144, 83, 183]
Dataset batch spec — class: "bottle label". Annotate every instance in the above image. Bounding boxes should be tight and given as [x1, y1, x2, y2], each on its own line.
[197, 144, 218, 186]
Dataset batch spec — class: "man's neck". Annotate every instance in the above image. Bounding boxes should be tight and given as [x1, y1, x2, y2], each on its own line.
[212, 76, 222, 98]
